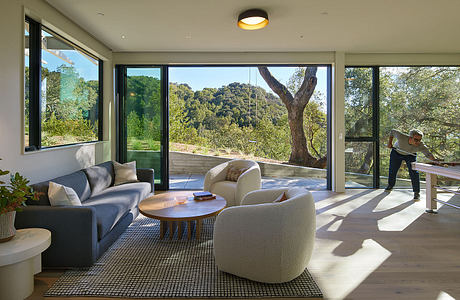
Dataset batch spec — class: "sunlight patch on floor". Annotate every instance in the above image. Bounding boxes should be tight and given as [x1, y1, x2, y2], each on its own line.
[315, 190, 378, 216]
[326, 218, 343, 231]
[437, 291, 456, 300]
[310, 238, 391, 300]
[376, 190, 425, 231]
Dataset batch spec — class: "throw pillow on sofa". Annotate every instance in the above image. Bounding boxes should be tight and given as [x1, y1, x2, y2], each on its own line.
[113, 161, 138, 186]
[225, 166, 248, 182]
[48, 181, 82, 206]
[273, 192, 288, 203]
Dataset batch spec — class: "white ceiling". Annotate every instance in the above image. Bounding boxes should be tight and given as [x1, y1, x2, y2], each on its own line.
[46, 0, 460, 53]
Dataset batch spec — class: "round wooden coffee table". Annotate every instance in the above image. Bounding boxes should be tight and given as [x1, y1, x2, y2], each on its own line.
[139, 191, 226, 240]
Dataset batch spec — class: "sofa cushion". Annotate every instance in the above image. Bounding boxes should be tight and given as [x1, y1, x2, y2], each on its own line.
[273, 192, 288, 203]
[82, 182, 151, 240]
[83, 161, 114, 195]
[225, 166, 248, 182]
[113, 161, 138, 186]
[211, 181, 237, 206]
[48, 182, 82, 206]
[29, 170, 91, 205]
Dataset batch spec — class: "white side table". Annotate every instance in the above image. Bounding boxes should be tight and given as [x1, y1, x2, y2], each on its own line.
[0, 228, 51, 300]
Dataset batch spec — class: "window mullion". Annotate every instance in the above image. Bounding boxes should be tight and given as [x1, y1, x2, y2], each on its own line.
[372, 67, 380, 188]
[27, 18, 41, 151]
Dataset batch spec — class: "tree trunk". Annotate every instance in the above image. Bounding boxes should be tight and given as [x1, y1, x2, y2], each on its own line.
[288, 106, 317, 166]
[258, 66, 327, 168]
[358, 142, 374, 174]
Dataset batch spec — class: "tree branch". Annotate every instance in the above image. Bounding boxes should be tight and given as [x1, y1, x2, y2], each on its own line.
[309, 134, 320, 157]
[294, 67, 318, 106]
[257, 66, 294, 106]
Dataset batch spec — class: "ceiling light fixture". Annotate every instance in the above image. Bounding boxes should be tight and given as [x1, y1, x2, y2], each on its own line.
[237, 9, 269, 30]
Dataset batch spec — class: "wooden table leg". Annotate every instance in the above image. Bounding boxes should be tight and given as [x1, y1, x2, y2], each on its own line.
[426, 173, 437, 213]
[196, 219, 202, 240]
[169, 221, 177, 239]
[187, 221, 192, 240]
[177, 221, 184, 240]
[160, 221, 167, 239]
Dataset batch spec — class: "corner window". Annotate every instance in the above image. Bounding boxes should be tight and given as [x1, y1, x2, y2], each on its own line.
[25, 17, 103, 151]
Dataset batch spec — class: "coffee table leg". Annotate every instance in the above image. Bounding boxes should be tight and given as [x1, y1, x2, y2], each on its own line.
[160, 221, 167, 239]
[196, 219, 202, 240]
[169, 221, 178, 239]
[177, 221, 184, 239]
[187, 221, 192, 240]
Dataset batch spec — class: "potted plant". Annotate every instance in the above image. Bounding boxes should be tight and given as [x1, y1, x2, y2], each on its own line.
[0, 158, 38, 242]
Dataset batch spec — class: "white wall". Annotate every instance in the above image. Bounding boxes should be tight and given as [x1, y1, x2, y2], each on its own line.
[0, 0, 113, 184]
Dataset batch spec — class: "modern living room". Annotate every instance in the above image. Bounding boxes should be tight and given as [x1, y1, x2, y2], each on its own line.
[1, 0, 460, 300]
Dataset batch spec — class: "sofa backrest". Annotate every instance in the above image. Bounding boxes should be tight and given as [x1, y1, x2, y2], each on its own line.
[29, 170, 92, 206]
[83, 161, 114, 196]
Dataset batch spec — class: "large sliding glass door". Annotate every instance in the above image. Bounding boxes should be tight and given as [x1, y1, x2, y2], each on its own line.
[115, 66, 169, 190]
[345, 65, 459, 189]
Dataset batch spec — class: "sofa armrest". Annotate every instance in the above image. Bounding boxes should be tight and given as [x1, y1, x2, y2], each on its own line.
[241, 188, 289, 206]
[213, 204, 284, 276]
[203, 162, 229, 192]
[15, 205, 98, 268]
[235, 167, 262, 205]
[137, 168, 154, 193]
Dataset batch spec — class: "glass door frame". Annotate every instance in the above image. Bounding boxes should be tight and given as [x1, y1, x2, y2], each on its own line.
[344, 66, 380, 188]
[115, 65, 169, 190]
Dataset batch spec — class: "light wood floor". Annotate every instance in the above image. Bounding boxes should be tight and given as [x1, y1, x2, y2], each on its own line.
[27, 189, 460, 300]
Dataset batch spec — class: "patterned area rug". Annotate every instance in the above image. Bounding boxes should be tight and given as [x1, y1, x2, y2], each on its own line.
[45, 216, 322, 298]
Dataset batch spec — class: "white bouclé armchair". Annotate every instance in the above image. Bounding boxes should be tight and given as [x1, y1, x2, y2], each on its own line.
[213, 187, 316, 283]
[203, 159, 261, 207]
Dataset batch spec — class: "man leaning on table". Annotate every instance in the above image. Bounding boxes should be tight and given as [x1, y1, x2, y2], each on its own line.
[385, 129, 437, 200]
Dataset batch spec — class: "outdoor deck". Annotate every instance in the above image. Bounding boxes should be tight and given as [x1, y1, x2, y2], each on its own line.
[170, 174, 363, 190]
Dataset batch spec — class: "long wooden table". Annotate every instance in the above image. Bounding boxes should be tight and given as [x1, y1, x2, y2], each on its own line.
[139, 191, 226, 239]
[411, 162, 460, 213]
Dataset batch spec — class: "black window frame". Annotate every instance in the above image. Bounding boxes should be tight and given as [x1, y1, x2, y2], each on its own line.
[344, 64, 459, 189]
[344, 66, 380, 188]
[25, 16, 103, 152]
[115, 64, 333, 190]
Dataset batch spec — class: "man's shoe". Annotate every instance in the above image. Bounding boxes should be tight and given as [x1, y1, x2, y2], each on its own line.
[414, 193, 420, 201]
[384, 186, 393, 193]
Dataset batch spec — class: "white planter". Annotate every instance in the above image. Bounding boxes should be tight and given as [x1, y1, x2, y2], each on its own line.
[0, 211, 16, 242]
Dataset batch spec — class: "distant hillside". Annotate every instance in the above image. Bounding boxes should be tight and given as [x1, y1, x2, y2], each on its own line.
[170, 82, 286, 129]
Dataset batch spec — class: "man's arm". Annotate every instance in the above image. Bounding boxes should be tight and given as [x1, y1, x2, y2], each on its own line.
[421, 144, 437, 161]
[387, 129, 400, 148]
[387, 136, 394, 148]
[427, 153, 437, 161]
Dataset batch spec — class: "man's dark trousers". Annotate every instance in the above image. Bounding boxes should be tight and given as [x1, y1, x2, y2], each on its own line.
[387, 149, 420, 193]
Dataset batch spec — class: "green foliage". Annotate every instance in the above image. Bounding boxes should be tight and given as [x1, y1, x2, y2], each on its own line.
[127, 111, 143, 139]
[37, 64, 100, 147]
[0, 159, 38, 214]
[165, 76, 326, 163]
[41, 112, 97, 147]
[304, 98, 327, 158]
[379, 67, 460, 181]
[345, 66, 460, 183]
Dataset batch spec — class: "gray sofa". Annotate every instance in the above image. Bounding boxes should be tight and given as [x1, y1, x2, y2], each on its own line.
[15, 161, 154, 268]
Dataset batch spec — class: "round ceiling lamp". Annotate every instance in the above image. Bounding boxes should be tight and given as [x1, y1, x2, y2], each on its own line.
[237, 9, 269, 30]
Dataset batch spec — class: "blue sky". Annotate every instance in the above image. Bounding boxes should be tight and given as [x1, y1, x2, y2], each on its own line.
[25, 51, 99, 81]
